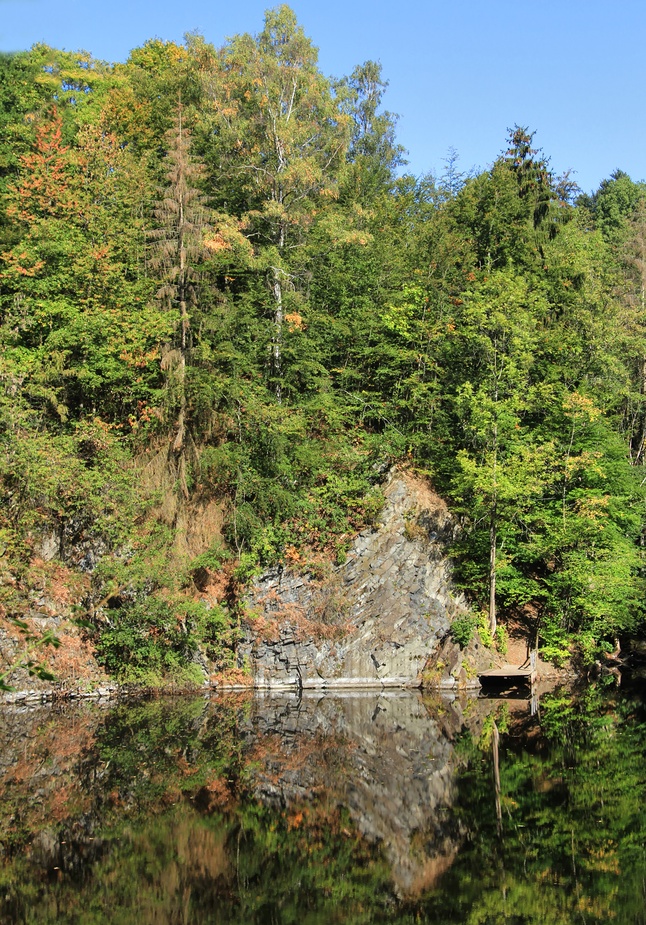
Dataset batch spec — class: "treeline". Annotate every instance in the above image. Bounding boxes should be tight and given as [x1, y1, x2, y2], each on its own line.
[1, 5, 645, 680]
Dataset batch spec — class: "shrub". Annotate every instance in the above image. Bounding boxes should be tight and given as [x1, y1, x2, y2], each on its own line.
[450, 614, 477, 648]
[494, 624, 508, 656]
[96, 595, 233, 682]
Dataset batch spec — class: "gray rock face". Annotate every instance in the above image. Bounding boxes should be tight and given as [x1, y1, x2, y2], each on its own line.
[240, 472, 466, 689]
[33, 521, 108, 572]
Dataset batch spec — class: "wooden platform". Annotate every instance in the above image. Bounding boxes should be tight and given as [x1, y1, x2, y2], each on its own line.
[479, 665, 536, 685]
[479, 649, 537, 686]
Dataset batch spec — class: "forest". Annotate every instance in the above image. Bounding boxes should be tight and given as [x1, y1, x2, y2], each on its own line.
[1, 5, 646, 685]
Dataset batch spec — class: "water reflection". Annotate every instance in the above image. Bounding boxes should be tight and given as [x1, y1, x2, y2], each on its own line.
[0, 685, 644, 924]
[244, 691, 472, 896]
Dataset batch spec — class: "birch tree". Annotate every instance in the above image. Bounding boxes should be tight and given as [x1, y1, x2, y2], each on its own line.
[204, 5, 350, 401]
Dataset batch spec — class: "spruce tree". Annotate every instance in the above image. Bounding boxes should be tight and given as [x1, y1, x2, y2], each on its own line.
[148, 104, 210, 496]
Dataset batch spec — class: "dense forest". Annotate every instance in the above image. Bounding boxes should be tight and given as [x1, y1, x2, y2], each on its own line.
[1, 5, 646, 685]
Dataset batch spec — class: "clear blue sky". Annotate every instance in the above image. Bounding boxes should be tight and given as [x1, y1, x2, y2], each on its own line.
[1, 0, 644, 193]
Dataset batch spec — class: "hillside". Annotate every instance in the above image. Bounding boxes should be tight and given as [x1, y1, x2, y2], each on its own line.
[1, 6, 646, 691]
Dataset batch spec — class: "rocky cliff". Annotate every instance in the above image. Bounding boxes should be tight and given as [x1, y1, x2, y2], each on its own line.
[2, 469, 494, 698]
[239, 471, 469, 689]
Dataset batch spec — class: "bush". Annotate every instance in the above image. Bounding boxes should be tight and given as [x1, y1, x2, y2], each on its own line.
[494, 624, 508, 656]
[450, 614, 477, 648]
[96, 595, 233, 682]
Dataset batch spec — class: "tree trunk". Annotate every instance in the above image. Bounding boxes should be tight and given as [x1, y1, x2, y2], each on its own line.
[271, 266, 283, 405]
[171, 113, 189, 496]
[489, 507, 497, 637]
[270, 214, 287, 404]
[172, 283, 189, 455]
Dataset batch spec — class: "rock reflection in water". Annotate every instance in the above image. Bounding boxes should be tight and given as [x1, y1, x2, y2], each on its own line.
[0, 689, 537, 923]
[242, 690, 471, 896]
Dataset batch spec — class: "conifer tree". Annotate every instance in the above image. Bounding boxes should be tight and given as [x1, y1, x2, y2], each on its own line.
[149, 104, 210, 496]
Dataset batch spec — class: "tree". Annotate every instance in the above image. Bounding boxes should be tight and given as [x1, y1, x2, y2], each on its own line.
[336, 59, 405, 203]
[447, 271, 549, 634]
[588, 169, 646, 243]
[204, 5, 351, 402]
[439, 146, 467, 200]
[148, 105, 212, 496]
[503, 125, 555, 229]
[0, 107, 163, 424]
[621, 199, 646, 465]
[450, 126, 565, 274]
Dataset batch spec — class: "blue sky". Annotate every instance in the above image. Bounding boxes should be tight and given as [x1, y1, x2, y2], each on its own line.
[1, 0, 644, 193]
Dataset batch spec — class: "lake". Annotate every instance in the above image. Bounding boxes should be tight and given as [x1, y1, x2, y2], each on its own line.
[0, 681, 644, 923]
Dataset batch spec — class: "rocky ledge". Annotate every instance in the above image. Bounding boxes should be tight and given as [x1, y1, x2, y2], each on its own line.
[238, 471, 471, 689]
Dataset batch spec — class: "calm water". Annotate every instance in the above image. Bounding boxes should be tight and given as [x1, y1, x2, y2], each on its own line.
[0, 682, 644, 924]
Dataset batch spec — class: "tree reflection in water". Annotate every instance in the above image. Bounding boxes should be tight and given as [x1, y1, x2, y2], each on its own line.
[0, 682, 644, 924]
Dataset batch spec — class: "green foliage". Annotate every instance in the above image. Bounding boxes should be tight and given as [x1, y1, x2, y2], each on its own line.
[187, 542, 230, 575]
[586, 169, 646, 242]
[476, 611, 494, 648]
[494, 623, 508, 655]
[1, 9, 646, 685]
[449, 614, 477, 648]
[96, 596, 231, 683]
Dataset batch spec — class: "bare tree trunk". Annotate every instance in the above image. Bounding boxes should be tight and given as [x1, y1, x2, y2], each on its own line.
[271, 265, 283, 405]
[149, 100, 207, 504]
[172, 292, 188, 458]
[170, 106, 190, 496]
[172, 113, 189, 496]
[489, 508, 497, 637]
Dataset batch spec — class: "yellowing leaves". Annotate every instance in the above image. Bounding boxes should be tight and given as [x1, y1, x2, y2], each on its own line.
[204, 233, 233, 253]
[565, 450, 605, 479]
[0, 250, 45, 278]
[90, 246, 110, 262]
[563, 391, 601, 423]
[575, 494, 610, 522]
[327, 228, 372, 247]
[119, 347, 160, 370]
[203, 219, 253, 260]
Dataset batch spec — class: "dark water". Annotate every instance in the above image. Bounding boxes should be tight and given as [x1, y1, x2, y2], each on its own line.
[0, 682, 644, 924]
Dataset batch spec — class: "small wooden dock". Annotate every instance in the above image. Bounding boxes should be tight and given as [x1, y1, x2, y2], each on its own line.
[479, 666, 536, 682]
[479, 651, 537, 688]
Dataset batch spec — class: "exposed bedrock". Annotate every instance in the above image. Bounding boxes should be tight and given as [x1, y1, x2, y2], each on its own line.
[240, 471, 469, 689]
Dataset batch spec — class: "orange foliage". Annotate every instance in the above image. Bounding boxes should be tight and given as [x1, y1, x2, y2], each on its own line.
[204, 233, 233, 252]
[285, 311, 305, 332]
[210, 667, 254, 688]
